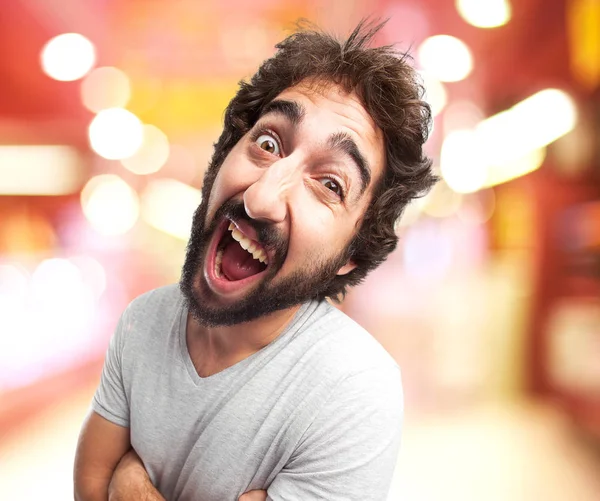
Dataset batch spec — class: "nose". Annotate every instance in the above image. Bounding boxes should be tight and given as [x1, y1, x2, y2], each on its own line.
[243, 155, 300, 224]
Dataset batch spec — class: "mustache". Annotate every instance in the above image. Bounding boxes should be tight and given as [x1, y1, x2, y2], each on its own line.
[210, 199, 288, 265]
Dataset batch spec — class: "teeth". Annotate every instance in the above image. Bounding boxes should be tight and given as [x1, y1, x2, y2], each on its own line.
[239, 237, 251, 250]
[228, 222, 268, 265]
[231, 228, 243, 241]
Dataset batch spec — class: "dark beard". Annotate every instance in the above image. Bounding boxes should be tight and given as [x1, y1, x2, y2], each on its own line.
[179, 198, 350, 327]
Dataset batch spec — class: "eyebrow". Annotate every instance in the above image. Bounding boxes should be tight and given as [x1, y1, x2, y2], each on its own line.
[258, 99, 372, 196]
[259, 99, 305, 126]
[328, 132, 371, 195]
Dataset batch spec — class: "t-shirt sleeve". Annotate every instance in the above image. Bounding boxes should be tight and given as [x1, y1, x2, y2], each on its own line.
[267, 365, 403, 501]
[91, 307, 131, 428]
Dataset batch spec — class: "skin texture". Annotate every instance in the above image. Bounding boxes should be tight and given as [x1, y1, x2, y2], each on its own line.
[73, 412, 131, 501]
[182, 80, 385, 376]
[74, 80, 385, 499]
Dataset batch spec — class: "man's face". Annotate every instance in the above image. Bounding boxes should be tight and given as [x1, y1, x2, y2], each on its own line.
[181, 81, 384, 326]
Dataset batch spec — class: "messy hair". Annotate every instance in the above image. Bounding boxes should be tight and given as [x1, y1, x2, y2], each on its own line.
[202, 19, 437, 300]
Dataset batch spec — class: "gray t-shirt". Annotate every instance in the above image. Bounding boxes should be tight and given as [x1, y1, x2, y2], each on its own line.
[93, 284, 403, 501]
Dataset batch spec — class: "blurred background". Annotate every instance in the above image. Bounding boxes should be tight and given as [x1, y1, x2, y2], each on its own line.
[0, 0, 599, 499]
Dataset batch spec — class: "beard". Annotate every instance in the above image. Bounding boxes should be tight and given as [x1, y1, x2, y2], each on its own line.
[179, 197, 351, 327]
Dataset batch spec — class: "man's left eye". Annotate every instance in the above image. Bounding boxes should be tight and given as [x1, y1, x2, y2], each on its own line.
[255, 134, 280, 155]
[320, 178, 343, 197]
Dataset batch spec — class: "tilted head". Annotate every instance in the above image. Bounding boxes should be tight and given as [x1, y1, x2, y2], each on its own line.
[181, 20, 437, 326]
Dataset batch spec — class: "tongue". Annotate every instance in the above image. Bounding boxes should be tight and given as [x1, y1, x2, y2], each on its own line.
[221, 240, 264, 281]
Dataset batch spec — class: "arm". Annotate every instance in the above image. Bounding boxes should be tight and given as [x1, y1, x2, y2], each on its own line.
[107, 449, 165, 501]
[107, 448, 265, 501]
[73, 411, 131, 501]
[267, 367, 403, 501]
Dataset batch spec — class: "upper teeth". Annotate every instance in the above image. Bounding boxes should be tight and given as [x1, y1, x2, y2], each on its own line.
[229, 223, 268, 264]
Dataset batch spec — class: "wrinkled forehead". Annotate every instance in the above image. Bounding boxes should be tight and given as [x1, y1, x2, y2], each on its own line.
[267, 79, 386, 192]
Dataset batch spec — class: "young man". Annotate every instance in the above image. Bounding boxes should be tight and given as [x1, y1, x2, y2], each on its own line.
[74, 20, 436, 501]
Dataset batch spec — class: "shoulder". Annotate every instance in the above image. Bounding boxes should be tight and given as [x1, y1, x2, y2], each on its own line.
[123, 283, 182, 322]
[302, 300, 400, 378]
[116, 284, 183, 344]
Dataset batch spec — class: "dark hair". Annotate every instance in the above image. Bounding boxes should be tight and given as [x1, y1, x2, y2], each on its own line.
[202, 19, 437, 300]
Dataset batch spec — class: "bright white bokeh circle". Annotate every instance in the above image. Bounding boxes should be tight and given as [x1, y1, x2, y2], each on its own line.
[418, 35, 474, 82]
[88, 108, 144, 160]
[40, 33, 96, 82]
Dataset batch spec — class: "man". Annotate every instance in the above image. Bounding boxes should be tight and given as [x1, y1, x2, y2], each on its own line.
[74, 20, 436, 501]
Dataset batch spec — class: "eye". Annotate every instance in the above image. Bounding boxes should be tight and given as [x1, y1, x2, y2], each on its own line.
[320, 178, 343, 198]
[255, 134, 280, 156]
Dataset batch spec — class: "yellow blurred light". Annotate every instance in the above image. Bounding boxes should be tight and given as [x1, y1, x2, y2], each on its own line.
[40, 33, 96, 82]
[141, 179, 201, 240]
[121, 125, 170, 175]
[477, 89, 577, 165]
[456, 0, 512, 28]
[0, 145, 82, 195]
[419, 71, 448, 116]
[88, 108, 144, 160]
[485, 148, 546, 187]
[441, 130, 487, 193]
[81, 175, 139, 235]
[418, 35, 474, 82]
[81, 67, 131, 113]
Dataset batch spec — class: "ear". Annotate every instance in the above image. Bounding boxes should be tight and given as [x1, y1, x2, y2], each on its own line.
[336, 260, 357, 276]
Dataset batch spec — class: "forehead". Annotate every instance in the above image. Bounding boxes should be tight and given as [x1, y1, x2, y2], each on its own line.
[269, 81, 385, 193]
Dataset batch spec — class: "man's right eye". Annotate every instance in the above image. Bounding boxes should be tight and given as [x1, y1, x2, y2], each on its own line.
[255, 134, 280, 156]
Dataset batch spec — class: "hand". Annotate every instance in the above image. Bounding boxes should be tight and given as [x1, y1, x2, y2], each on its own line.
[108, 449, 165, 501]
[239, 489, 268, 501]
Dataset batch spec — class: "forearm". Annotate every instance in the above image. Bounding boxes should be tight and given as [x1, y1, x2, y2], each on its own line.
[107, 450, 165, 501]
[74, 476, 110, 501]
[108, 473, 165, 501]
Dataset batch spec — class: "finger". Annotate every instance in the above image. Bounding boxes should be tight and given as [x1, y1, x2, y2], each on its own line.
[239, 489, 268, 501]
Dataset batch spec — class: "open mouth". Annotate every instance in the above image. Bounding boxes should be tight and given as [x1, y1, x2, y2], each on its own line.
[204, 218, 270, 293]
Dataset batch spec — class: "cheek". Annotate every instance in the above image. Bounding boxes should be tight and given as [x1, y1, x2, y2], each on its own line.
[287, 211, 352, 263]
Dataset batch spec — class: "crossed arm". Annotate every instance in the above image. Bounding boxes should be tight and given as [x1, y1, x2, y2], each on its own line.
[74, 411, 266, 501]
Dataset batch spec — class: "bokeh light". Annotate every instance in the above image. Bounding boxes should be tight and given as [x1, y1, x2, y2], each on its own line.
[443, 100, 485, 134]
[68, 256, 107, 300]
[422, 180, 463, 218]
[420, 71, 448, 116]
[418, 35, 474, 82]
[40, 33, 96, 82]
[457, 189, 497, 224]
[477, 89, 577, 165]
[81, 175, 139, 235]
[121, 124, 170, 175]
[441, 129, 487, 193]
[81, 67, 131, 113]
[88, 108, 144, 160]
[140, 179, 201, 240]
[456, 0, 512, 28]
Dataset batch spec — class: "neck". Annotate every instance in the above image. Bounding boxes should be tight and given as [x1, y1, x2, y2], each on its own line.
[186, 304, 303, 371]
